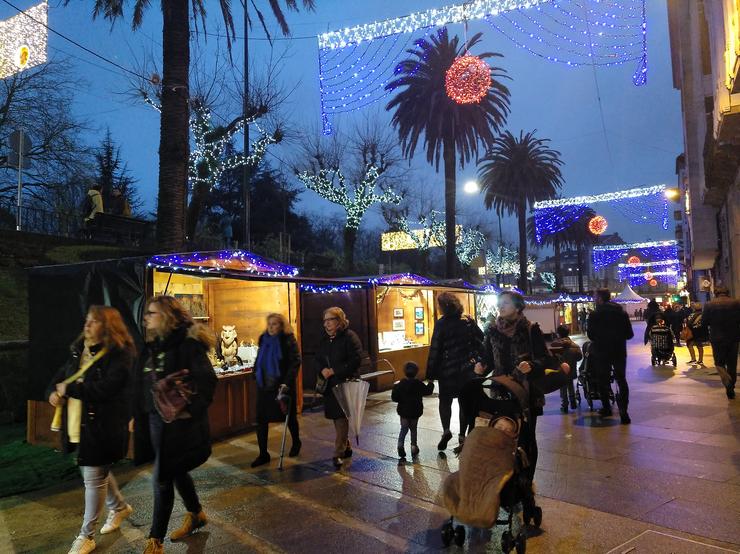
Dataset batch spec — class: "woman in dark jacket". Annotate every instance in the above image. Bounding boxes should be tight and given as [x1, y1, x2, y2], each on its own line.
[426, 292, 483, 451]
[315, 306, 363, 468]
[134, 296, 217, 554]
[46, 306, 135, 554]
[250, 313, 302, 467]
[686, 302, 707, 366]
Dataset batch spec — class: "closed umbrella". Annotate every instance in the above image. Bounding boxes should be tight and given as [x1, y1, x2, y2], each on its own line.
[332, 379, 370, 445]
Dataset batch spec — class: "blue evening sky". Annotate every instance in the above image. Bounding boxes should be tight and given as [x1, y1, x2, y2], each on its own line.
[1, 0, 682, 247]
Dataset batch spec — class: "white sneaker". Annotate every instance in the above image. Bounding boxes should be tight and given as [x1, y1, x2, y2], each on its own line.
[100, 504, 133, 534]
[68, 535, 96, 554]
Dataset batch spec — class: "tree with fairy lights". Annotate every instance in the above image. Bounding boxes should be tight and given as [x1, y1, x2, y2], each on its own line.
[486, 244, 536, 286]
[479, 130, 563, 291]
[527, 213, 567, 290]
[69, 0, 315, 251]
[385, 28, 510, 279]
[396, 210, 486, 266]
[296, 126, 402, 272]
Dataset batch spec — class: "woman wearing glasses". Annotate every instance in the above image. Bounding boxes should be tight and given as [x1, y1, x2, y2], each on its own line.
[133, 296, 217, 554]
[316, 307, 363, 468]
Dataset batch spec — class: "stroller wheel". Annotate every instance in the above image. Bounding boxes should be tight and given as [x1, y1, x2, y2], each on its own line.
[501, 530, 514, 553]
[533, 506, 543, 528]
[441, 520, 454, 547]
[516, 533, 527, 554]
[454, 525, 466, 547]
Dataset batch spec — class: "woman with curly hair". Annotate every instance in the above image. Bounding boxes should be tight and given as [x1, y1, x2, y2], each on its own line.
[46, 306, 136, 554]
[133, 296, 217, 554]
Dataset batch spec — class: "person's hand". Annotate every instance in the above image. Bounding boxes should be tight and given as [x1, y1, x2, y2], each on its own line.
[517, 361, 532, 374]
[560, 362, 571, 375]
[128, 418, 134, 433]
[48, 391, 65, 407]
[474, 362, 486, 375]
[55, 382, 67, 397]
[321, 367, 334, 379]
[278, 384, 290, 395]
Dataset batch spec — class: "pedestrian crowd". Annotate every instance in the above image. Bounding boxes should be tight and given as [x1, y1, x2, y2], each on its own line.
[46, 285, 739, 554]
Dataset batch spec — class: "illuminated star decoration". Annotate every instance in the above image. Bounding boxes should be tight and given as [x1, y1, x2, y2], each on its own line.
[0, 1, 48, 79]
[445, 55, 492, 104]
[142, 95, 279, 190]
[588, 215, 608, 235]
[297, 166, 401, 230]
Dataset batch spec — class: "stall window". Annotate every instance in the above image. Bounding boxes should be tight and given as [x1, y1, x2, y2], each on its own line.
[376, 287, 432, 351]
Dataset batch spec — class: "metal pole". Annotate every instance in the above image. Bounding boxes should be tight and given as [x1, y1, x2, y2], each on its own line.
[242, 1, 251, 251]
[16, 129, 23, 231]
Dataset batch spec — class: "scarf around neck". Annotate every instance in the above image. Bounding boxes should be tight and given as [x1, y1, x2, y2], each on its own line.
[255, 333, 282, 389]
[496, 313, 525, 338]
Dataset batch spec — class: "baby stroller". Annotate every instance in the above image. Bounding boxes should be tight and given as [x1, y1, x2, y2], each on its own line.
[577, 341, 616, 412]
[649, 323, 677, 367]
[440, 376, 540, 552]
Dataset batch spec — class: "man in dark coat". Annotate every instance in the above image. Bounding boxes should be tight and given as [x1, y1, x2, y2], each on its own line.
[702, 286, 740, 399]
[587, 288, 635, 424]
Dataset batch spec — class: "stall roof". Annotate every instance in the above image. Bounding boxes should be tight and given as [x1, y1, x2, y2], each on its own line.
[344, 273, 436, 286]
[148, 250, 299, 278]
[613, 283, 649, 304]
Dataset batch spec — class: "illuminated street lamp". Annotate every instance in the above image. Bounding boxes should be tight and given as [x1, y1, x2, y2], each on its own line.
[463, 180, 480, 194]
[664, 187, 680, 201]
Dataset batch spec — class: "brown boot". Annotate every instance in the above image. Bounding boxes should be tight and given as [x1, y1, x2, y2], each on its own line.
[143, 538, 164, 554]
[169, 511, 207, 541]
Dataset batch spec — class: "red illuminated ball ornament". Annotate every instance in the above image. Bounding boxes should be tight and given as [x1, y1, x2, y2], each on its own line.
[649, 279, 658, 287]
[445, 56, 491, 104]
[627, 256, 641, 266]
[588, 215, 608, 235]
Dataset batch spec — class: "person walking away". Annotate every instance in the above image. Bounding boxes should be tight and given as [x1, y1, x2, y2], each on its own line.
[391, 361, 434, 464]
[587, 288, 634, 424]
[251, 313, 302, 467]
[685, 302, 706, 366]
[426, 292, 484, 452]
[702, 286, 740, 399]
[551, 325, 583, 413]
[315, 307, 363, 468]
[46, 306, 135, 554]
[133, 296, 217, 553]
[83, 184, 104, 237]
[668, 304, 685, 347]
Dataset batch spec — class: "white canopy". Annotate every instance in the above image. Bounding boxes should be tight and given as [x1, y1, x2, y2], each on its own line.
[613, 283, 648, 304]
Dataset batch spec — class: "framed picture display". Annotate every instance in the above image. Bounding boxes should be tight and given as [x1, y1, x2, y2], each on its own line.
[414, 307, 424, 320]
[393, 308, 404, 318]
[392, 319, 405, 331]
[415, 322, 425, 335]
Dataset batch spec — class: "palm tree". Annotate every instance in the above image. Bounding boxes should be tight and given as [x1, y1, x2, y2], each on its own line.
[74, 1, 314, 251]
[479, 130, 564, 291]
[526, 214, 565, 290]
[561, 208, 597, 293]
[385, 28, 510, 278]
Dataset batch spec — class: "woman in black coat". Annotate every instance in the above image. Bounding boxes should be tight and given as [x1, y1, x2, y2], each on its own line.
[686, 302, 707, 366]
[426, 292, 484, 452]
[315, 306, 363, 468]
[46, 306, 135, 554]
[250, 313, 302, 468]
[133, 296, 217, 553]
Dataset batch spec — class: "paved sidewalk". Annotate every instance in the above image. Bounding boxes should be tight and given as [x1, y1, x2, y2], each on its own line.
[1, 322, 738, 553]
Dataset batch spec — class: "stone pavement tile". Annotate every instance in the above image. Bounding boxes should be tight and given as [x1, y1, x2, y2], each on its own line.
[605, 530, 738, 554]
[624, 436, 739, 465]
[624, 423, 713, 444]
[639, 414, 734, 434]
[642, 498, 740, 546]
[609, 450, 737, 482]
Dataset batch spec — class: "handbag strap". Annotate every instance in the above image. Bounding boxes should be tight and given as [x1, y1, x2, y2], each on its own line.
[62, 347, 109, 385]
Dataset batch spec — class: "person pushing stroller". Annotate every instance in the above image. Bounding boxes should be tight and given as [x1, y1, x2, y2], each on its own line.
[391, 362, 434, 464]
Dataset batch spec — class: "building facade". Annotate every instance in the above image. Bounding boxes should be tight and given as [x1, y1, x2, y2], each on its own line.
[668, 0, 740, 298]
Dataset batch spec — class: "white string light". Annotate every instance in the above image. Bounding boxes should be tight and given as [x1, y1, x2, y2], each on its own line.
[592, 239, 677, 252]
[0, 1, 48, 79]
[533, 184, 667, 209]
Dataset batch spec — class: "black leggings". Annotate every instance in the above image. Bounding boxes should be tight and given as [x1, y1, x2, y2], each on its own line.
[439, 394, 469, 436]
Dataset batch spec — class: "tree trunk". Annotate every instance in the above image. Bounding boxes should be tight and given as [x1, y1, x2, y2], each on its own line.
[344, 226, 357, 273]
[518, 200, 528, 291]
[442, 135, 457, 279]
[185, 181, 209, 243]
[554, 236, 562, 290]
[156, 1, 190, 252]
[577, 243, 585, 292]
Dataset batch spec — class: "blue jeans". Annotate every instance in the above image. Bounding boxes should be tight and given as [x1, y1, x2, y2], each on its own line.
[79, 466, 127, 538]
[398, 417, 418, 447]
[149, 413, 202, 540]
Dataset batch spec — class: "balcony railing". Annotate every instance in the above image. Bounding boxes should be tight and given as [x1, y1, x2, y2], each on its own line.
[0, 197, 82, 237]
